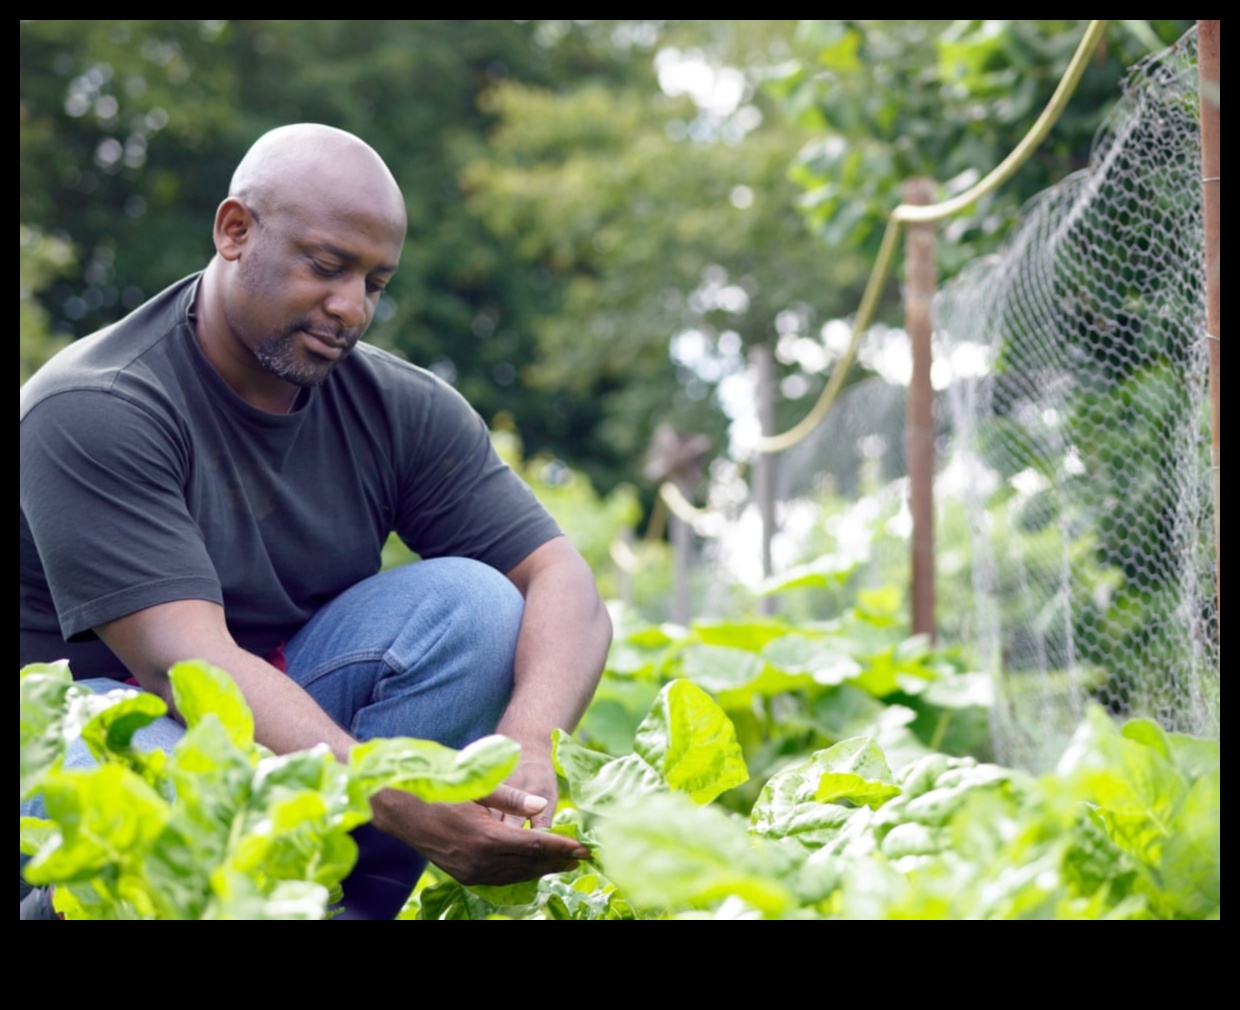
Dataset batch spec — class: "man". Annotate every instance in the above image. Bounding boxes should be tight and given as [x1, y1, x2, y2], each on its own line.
[20, 124, 610, 918]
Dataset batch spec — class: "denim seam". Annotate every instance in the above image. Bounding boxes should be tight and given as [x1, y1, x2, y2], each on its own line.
[293, 647, 388, 688]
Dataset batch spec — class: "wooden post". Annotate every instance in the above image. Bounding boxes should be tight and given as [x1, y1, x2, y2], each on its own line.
[1198, 21, 1221, 613]
[905, 178, 937, 641]
[671, 489, 691, 626]
[753, 343, 778, 615]
[619, 527, 635, 608]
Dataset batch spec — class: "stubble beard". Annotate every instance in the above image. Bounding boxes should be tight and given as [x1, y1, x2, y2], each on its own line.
[253, 325, 352, 388]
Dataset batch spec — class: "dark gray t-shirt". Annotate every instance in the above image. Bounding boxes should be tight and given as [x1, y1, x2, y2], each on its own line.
[20, 274, 561, 679]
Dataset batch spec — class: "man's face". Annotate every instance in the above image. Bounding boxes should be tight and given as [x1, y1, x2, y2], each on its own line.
[225, 186, 406, 389]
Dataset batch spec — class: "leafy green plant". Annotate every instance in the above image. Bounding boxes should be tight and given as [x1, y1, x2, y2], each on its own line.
[19, 659, 520, 920]
[581, 592, 993, 805]
[413, 678, 1217, 919]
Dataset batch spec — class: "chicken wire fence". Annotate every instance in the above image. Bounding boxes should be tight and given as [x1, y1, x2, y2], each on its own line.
[935, 25, 1218, 769]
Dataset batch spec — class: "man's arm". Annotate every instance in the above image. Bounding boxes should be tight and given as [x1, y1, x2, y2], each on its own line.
[499, 536, 613, 827]
[96, 598, 590, 884]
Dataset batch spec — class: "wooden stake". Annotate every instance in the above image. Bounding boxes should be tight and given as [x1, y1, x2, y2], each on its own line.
[753, 343, 778, 615]
[1198, 21, 1220, 613]
[905, 178, 937, 641]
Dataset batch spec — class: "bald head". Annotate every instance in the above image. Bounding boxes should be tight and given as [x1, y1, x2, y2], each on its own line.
[229, 124, 406, 225]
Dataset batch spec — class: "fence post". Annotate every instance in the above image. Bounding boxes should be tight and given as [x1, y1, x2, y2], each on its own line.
[1198, 20, 1221, 615]
[905, 178, 937, 641]
[753, 342, 778, 615]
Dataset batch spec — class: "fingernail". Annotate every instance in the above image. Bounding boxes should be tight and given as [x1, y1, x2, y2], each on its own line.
[522, 794, 548, 813]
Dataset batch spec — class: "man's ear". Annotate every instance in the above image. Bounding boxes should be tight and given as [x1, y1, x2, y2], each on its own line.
[214, 197, 256, 261]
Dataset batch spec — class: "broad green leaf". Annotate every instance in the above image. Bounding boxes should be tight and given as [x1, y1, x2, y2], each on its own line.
[813, 739, 902, 808]
[23, 765, 171, 884]
[890, 763, 1016, 829]
[851, 649, 901, 697]
[552, 728, 613, 786]
[80, 691, 169, 782]
[921, 671, 995, 709]
[1164, 732, 1220, 782]
[468, 879, 540, 908]
[596, 794, 793, 916]
[209, 871, 329, 921]
[810, 684, 889, 740]
[418, 878, 503, 920]
[1056, 707, 1184, 867]
[1121, 717, 1172, 759]
[633, 680, 749, 804]
[19, 662, 76, 799]
[169, 660, 255, 751]
[564, 752, 666, 813]
[678, 644, 766, 695]
[753, 552, 857, 595]
[751, 738, 899, 848]
[762, 635, 862, 686]
[1160, 770, 1220, 919]
[575, 676, 662, 755]
[692, 620, 791, 651]
[19, 816, 56, 857]
[19, 660, 74, 684]
[350, 734, 520, 803]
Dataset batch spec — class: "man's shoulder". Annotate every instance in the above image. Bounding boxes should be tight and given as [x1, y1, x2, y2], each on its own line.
[20, 274, 200, 422]
[334, 342, 479, 420]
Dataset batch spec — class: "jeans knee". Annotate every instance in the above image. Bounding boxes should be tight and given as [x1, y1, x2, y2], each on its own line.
[390, 557, 524, 670]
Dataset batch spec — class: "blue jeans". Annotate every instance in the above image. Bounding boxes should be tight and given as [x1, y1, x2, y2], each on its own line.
[20, 558, 525, 919]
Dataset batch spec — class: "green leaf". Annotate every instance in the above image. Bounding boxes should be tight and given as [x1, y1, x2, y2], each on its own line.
[753, 552, 858, 595]
[552, 729, 613, 785]
[1161, 770, 1220, 919]
[80, 691, 169, 783]
[596, 793, 793, 916]
[762, 635, 863, 686]
[1057, 707, 1184, 867]
[751, 738, 899, 849]
[23, 764, 171, 884]
[169, 660, 254, 751]
[1164, 732, 1220, 782]
[678, 644, 766, 694]
[633, 680, 749, 804]
[921, 671, 994, 709]
[693, 620, 791, 651]
[563, 752, 666, 814]
[19, 661, 76, 799]
[468, 879, 541, 908]
[349, 734, 520, 803]
[813, 738, 902, 808]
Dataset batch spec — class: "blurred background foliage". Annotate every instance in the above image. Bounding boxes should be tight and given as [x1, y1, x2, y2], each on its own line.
[20, 19, 1192, 499]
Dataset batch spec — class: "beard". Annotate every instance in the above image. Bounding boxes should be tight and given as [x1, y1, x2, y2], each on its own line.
[252, 324, 355, 388]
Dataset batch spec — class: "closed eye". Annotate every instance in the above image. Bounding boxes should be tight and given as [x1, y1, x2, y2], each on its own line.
[310, 258, 343, 277]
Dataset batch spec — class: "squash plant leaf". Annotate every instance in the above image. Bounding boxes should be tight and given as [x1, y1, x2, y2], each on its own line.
[170, 660, 254, 752]
[350, 733, 519, 802]
[634, 679, 749, 804]
[596, 793, 792, 916]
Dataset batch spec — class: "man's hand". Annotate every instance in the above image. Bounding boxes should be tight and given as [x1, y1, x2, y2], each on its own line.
[371, 782, 589, 886]
[492, 740, 560, 830]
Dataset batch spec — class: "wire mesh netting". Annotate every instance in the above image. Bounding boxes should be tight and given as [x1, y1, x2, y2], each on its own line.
[935, 27, 1218, 769]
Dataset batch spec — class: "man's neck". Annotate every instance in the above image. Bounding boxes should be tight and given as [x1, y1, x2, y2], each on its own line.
[193, 259, 302, 415]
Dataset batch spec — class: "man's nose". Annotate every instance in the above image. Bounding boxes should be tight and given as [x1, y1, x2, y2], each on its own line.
[324, 274, 369, 330]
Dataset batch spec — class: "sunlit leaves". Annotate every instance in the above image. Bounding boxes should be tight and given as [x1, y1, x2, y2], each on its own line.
[21, 660, 529, 919]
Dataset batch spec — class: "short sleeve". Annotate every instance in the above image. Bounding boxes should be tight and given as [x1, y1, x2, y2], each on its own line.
[20, 390, 222, 640]
[393, 378, 562, 573]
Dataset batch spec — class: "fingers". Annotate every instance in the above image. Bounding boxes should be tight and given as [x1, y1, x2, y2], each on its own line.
[440, 811, 591, 885]
[481, 782, 548, 818]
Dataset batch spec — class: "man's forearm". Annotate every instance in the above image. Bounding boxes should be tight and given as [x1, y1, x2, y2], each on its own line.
[500, 538, 612, 748]
[96, 598, 358, 761]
